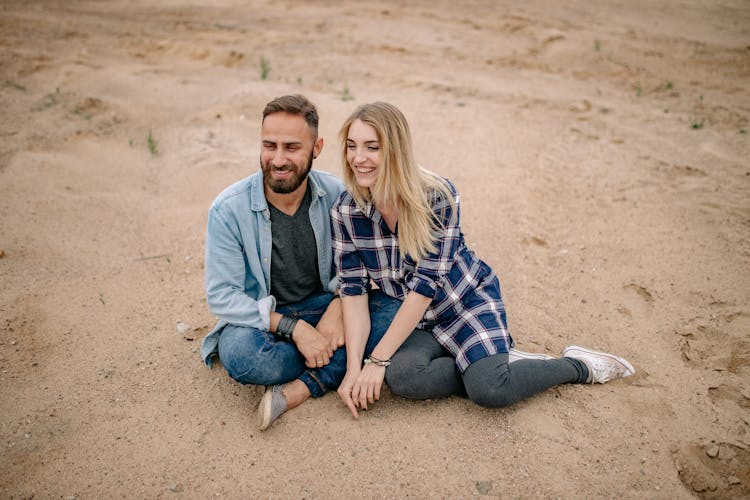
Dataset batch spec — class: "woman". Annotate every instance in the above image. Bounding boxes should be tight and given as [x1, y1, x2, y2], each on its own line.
[331, 102, 634, 417]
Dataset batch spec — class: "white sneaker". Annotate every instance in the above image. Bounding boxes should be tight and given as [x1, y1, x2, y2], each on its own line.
[508, 348, 555, 363]
[562, 345, 635, 384]
[257, 385, 288, 431]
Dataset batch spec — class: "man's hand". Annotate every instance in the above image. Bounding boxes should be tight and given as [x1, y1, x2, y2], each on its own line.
[292, 319, 334, 368]
[316, 297, 345, 351]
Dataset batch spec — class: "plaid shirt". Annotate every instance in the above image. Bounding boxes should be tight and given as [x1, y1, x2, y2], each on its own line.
[331, 179, 513, 372]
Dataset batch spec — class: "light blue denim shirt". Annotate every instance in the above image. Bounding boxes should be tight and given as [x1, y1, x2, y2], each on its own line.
[200, 169, 345, 366]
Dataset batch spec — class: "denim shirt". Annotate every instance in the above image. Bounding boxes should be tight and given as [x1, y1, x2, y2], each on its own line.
[200, 169, 345, 366]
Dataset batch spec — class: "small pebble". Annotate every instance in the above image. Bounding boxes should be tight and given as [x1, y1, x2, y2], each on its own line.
[176, 322, 190, 334]
[475, 481, 492, 495]
[706, 445, 719, 458]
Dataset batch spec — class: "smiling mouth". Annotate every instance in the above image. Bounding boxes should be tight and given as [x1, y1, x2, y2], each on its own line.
[354, 165, 375, 174]
[273, 165, 292, 172]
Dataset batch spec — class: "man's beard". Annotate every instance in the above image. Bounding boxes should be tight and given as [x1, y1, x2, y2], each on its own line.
[262, 153, 313, 194]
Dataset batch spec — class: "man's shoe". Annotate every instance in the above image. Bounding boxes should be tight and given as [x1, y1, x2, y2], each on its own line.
[562, 345, 635, 383]
[257, 385, 288, 431]
[508, 348, 555, 363]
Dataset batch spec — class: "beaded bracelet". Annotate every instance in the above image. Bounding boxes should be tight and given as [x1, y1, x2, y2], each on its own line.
[364, 355, 391, 367]
[275, 315, 298, 341]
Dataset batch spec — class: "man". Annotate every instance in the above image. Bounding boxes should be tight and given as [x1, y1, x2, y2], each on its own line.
[201, 94, 347, 430]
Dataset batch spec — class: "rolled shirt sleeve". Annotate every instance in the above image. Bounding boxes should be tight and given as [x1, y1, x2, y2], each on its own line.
[331, 195, 370, 296]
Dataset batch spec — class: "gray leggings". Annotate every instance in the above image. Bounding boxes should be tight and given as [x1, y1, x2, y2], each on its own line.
[385, 330, 587, 408]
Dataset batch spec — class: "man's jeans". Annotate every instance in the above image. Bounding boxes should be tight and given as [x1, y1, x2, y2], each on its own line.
[217, 290, 401, 398]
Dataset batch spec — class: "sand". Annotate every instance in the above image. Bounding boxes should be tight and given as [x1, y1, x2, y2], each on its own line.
[1, 0, 749, 498]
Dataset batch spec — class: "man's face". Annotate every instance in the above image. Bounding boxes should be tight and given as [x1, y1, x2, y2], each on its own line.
[260, 112, 322, 194]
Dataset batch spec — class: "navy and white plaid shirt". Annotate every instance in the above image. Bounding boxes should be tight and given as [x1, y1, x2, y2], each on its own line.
[331, 178, 513, 372]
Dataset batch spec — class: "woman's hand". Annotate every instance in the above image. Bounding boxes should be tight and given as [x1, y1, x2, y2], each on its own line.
[351, 364, 386, 413]
[338, 364, 386, 418]
[337, 368, 361, 418]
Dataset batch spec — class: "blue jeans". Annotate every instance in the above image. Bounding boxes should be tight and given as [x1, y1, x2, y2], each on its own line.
[217, 290, 401, 398]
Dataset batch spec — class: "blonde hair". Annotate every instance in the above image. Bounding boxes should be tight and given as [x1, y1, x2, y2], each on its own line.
[339, 102, 454, 262]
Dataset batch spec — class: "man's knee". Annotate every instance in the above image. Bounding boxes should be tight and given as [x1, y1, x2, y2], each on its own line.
[218, 326, 285, 385]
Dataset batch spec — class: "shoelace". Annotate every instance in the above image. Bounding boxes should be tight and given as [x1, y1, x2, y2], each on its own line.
[590, 359, 621, 383]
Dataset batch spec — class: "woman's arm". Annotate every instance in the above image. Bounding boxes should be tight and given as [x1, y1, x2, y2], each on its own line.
[371, 291, 431, 361]
[349, 291, 432, 413]
[331, 195, 378, 417]
[337, 294, 371, 418]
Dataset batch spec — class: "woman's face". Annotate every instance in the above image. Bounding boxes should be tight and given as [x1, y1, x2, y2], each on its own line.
[346, 119, 381, 189]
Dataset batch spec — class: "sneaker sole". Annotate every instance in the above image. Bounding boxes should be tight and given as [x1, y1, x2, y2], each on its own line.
[508, 349, 555, 363]
[256, 387, 274, 431]
[562, 345, 635, 377]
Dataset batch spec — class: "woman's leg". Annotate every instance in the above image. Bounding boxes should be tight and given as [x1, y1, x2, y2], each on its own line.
[385, 329, 466, 399]
[462, 354, 587, 408]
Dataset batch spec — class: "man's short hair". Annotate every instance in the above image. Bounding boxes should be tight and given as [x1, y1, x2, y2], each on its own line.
[262, 94, 319, 135]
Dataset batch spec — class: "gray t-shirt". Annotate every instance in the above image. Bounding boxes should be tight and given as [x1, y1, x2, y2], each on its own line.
[268, 184, 322, 307]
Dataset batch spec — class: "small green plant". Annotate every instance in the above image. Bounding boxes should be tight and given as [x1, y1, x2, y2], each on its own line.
[72, 107, 92, 120]
[665, 81, 673, 90]
[296, 76, 303, 85]
[739, 129, 747, 134]
[339, 86, 354, 101]
[688, 95, 707, 130]
[690, 117, 705, 130]
[594, 39, 601, 51]
[260, 57, 270, 80]
[147, 129, 158, 155]
[635, 84, 642, 97]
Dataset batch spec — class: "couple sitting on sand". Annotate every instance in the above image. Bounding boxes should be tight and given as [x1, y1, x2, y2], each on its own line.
[200, 94, 634, 431]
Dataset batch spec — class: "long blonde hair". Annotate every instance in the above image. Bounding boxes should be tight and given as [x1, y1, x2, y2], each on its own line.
[339, 102, 454, 262]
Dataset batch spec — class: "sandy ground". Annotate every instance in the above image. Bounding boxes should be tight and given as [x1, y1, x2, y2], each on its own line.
[1, 1, 749, 498]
